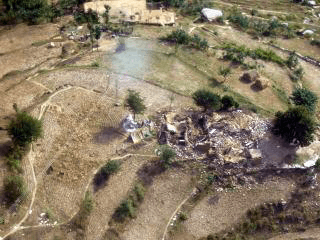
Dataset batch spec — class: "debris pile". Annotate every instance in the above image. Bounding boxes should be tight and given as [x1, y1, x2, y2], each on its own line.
[157, 110, 271, 163]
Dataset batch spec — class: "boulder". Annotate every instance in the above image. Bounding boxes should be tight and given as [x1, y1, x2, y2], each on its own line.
[307, 0, 316, 6]
[303, 30, 314, 35]
[240, 70, 260, 83]
[47, 42, 55, 48]
[248, 149, 262, 160]
[166, 124, 177, 133]
[201, 8, 223, 22]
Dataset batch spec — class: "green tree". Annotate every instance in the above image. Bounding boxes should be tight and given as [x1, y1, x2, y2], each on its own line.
[291, 88, 318, 112]
[221, 95, 239, 110]
[125, 89, 146, 120]
[192, 90, 221, 112]
[273, 106, 316, 146]
[8, 106, 43, 146]
[4, 175, 27, 205]
[159, 145, 176, 169]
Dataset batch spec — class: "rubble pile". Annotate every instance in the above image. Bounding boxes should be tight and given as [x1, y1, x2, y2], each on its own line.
[157, 110, 271, 163]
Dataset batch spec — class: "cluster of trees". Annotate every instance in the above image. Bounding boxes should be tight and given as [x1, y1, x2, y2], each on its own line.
[273, 88, 318, 146]
[192, 89, 239, 112]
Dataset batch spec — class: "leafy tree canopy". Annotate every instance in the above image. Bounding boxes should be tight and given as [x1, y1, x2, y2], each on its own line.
[8, 107, 43, 146]
[125, 89, 146, 119]
[192, 89, 221, 112]
[273, 106, 316, 146]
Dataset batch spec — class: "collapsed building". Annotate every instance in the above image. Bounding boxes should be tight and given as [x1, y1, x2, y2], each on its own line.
[83, 0, 175, 25]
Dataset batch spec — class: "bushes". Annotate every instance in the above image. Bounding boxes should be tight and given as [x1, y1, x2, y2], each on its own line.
[193, 90, 239, 112]
[310, 39, 320, 47]
[73, 8, 99, 24]
[162, 30, 208, 50]
[113, 183, 146, 222]
[228, 13, 250, 30]
[222, 44, 285, 66]
[4, 175, 27, 205]
[291, 88, 318, 112]
[286, 51, 299, 69]
[6, 146, 24, 173]
[273, 106, 316, 146]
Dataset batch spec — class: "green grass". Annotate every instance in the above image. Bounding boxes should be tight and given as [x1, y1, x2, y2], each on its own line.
[31, 40, 49, 47]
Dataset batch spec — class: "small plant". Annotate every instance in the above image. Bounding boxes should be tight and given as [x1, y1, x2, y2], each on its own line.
[133, 183, 146, 202]
[179, 211, 188, 221]
[219, 66, 232, 82]
[159, 145, 176, 169]
[45, 207, 54, 220]
[290, 66, 304, 82]
[91, 61, 100, 67]
[286, 51, 299, 69]
[315, 158, 320, 169]
[0, 216, 4, 225]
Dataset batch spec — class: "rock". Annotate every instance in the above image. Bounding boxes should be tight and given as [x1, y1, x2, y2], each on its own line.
[68, 35, 75, 40]
[201, 8, 223, 22]
[129, 131, 143, 144]
[240, 70, 260, 83]
[252, 76, 270, 90]
[195, 142, 211, 154]
[166, 123, 177, 133]
[248, 149, 262, 160]
[47, 42, 55, 48]
[282, 22, 289, 27]
[303, 30, 314, 35]
[307, 0, 316, 6]
[77, 26, 83, 30]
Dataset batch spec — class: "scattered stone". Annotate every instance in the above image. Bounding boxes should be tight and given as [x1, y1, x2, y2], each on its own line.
[247, 149, 262, 160]
[122, 115, 138, 133]
[195, 142, 211, 154]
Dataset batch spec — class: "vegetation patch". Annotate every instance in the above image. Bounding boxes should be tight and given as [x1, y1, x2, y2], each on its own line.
[4, 175, 27, 205]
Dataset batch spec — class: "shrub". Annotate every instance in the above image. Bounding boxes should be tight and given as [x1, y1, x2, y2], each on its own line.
[228, 14, 250, 30]
[0, 216, 4, 224]
[290, 66, 304, 82]
[133, 183, 146, 202]
[179, 211, 188, 221]
[81, 191, 93, 216]
[251, 48, 284, 65]
[163, 29, 190, 45]
[6, 146, 24, 173]
[8, 108, 43, 146]
[286, 51, 299, 69]
[221, 95, 239, 110]
[273, 106, 316, 146]
[159, 145, 176, 168]
[114, 198, 135, 222]
[291, 88, 318, 112]
[193, 89, 221, 112]
[4, 175, 27, 205]
[310, 39, 320, 47]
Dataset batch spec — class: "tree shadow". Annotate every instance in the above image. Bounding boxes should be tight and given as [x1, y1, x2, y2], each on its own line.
[93, 127, 125, 144]
[250, 82, 263, 92]
[0, 140, 11, 159]
[208, 77, 222, 88]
